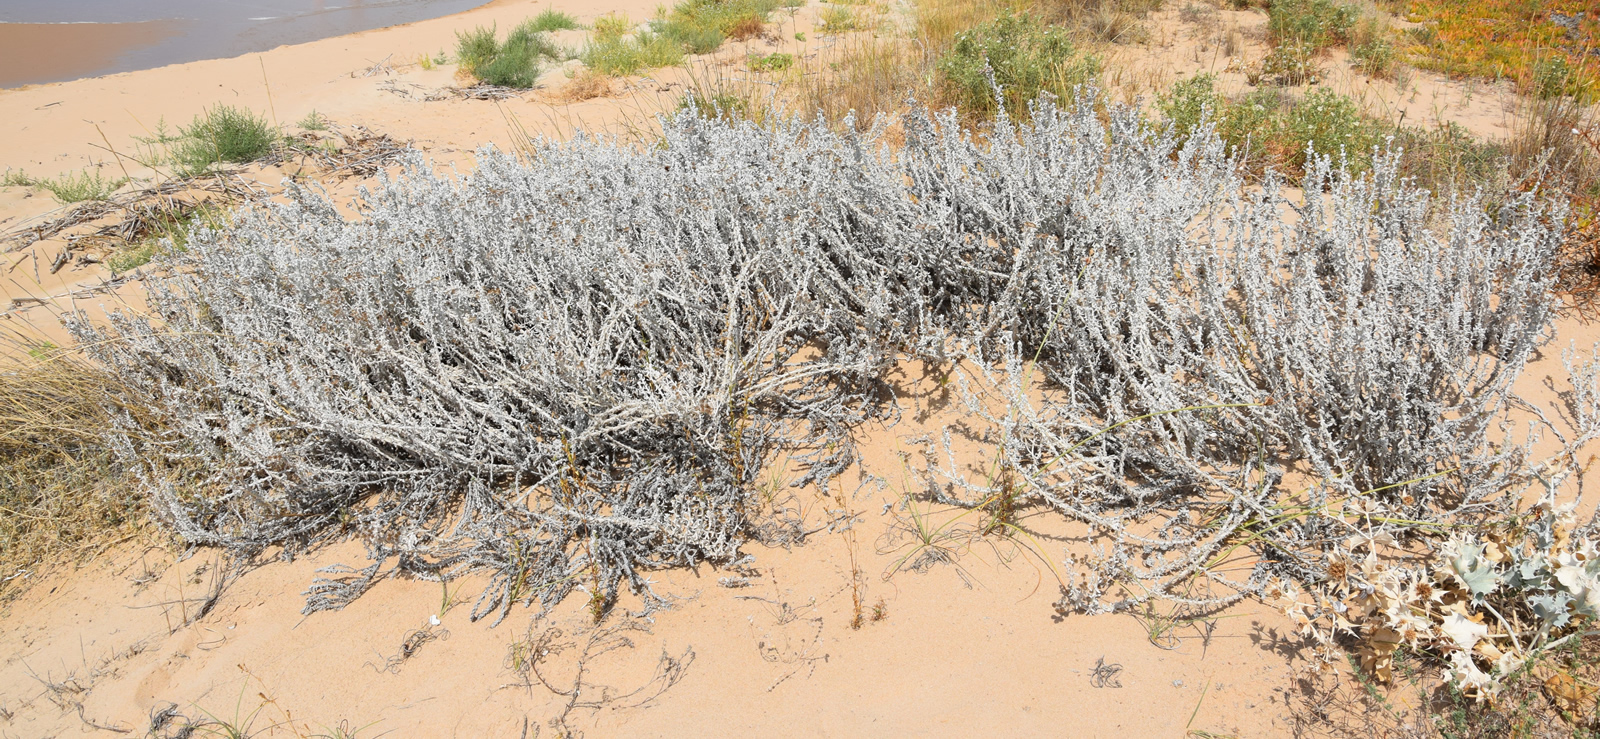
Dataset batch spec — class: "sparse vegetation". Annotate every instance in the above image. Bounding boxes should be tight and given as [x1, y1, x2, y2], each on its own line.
[106, 202, 227, 273]
[36, 169, 127, 203]
[1267, 0, 1356, 50]
[818, 5, 865, 33]
[580, 15, 685, 76]
[297, 110, 328, 131]
[654, 0, 796, 54]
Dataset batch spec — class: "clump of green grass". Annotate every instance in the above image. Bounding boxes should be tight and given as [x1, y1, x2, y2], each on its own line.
[654, 0, 796, 54]
[748, 51, 794, 72]
[1, 170, 33, 187]
[937, 12, 1101, 119]
[38, 169, 127, 203]
[173, 105, 280, 174]
[581, 14, 685, 75]
[528, 8, 582, 33]
[456, 20, 562, 88]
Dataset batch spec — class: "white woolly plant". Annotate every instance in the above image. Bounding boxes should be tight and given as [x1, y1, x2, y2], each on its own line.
[72, 89, 1583, 637]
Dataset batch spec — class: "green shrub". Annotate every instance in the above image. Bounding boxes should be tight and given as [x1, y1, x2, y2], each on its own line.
[937, 12, 1101, 118]
[1282, 87, 1383, 170]
[1158, 73, 1222, 143]
[1, 170, 34, 187]
[171, 105, 279, 174]
[455, 20, 561, 88]
[39, 170, 126, 203]
[581, 30, 685, 75]
[528, 8, 582, 33]
[1251, 41, 1321, 85]
[1157, 77, 1387, 174]
[1267, 0, 1356, 49]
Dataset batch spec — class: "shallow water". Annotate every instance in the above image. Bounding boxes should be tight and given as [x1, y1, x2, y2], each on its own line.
[0, 0, 490, 88]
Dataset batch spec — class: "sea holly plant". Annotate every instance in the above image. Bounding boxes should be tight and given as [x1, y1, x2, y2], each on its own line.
[1270, 496, 1600, 699]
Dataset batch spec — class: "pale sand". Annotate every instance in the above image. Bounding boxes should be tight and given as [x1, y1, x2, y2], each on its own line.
[0, 2, 1594, 735]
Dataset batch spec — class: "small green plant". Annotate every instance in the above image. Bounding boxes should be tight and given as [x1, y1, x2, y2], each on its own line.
[455, 21, 561, 88]
[794, 31, 805, 41]
[527, 8, 582, 33]
[173, 105, 279, 174]
[39, 169, 127, 203]
[297, 110, 328, 131]
[937, 12, 1101, 119]
[1533, 56, 1574, 99]
[748, 51, 794, 73]
[1, 169, 33, 187]
[1282, 87, 1383, 170]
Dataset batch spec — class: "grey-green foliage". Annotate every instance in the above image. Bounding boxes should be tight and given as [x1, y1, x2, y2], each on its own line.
[75, 89, 1574, 625]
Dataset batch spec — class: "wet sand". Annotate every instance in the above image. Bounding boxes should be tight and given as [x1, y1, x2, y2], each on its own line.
[0, 0, 491, 89]
[0, 21, 185, 89]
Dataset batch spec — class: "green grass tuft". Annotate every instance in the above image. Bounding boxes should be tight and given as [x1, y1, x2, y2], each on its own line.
[173, 105, 280, 174]
[527, 8, 582, 33]
[456, 20, 562, 88]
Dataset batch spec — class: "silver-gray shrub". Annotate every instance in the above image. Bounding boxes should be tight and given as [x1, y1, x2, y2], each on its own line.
[73, 89, 1576, 622]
